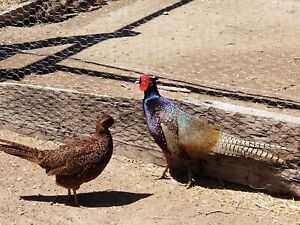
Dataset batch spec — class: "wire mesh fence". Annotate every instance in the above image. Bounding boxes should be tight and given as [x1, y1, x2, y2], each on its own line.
[0, 0, 299, 197]
[1, 0, 299, 107]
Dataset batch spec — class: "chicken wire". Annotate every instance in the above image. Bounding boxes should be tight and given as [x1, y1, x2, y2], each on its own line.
[0, 0, 299, 195]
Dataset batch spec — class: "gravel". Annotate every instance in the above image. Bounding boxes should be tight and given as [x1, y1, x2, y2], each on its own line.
[0, 0, 23, 12]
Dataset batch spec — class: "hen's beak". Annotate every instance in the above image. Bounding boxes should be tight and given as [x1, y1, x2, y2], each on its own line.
[135, 77, 140, 84]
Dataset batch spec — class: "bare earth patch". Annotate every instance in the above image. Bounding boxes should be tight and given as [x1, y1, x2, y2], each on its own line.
[0, 0, 23, 12]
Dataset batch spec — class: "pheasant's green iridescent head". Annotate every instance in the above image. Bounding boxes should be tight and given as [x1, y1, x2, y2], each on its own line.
[136, 74, 158, 92]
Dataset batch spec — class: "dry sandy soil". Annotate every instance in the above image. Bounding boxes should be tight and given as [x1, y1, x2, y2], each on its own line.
[0, 0, 299, 104]
[0, 130, 299, 225]
[0, 0, 300, 224]
[0, 0, 23, 12]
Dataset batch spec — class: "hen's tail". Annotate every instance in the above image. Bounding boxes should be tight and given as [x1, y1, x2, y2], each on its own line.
[0, 139, 41, 163]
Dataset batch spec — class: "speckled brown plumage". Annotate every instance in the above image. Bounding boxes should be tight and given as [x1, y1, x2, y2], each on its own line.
[0, 114, 114, 206]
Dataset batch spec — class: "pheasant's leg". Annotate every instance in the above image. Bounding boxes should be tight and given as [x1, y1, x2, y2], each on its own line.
[157, 166, 169, 179]
[185, 168, 193, 189]
[51, 189, 71, 205]
[73, 189, 80, 207]
[66, 189, 72, 203]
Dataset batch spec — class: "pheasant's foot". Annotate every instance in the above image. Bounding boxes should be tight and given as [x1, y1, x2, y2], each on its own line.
[185, 180, 193, 189]
[185, 169, 194, 189]
[170, 177, 193, 188]
[156, 166, 169, 180]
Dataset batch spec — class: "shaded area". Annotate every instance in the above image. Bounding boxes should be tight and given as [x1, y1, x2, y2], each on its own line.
[168, 155, 300, 198]
[0, 0, 193, 74]
[20, 190, 153, 207]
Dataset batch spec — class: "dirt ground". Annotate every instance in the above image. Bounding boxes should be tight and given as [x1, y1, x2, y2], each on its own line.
[1, 0, 300, 104]
[0, 0, 300, 224]
[0, 0, 22, 12]
[0, 130, 299, 225]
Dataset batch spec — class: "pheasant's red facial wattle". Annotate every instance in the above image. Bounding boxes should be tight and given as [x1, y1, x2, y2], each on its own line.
[139, 74, 151, 91]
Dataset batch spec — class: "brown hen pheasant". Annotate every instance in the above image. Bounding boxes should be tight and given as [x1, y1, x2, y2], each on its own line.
[0, 114, 114, 206]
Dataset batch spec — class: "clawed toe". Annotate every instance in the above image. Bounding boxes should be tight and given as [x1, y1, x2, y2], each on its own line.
[156, 173, 168, 180]
[185, 180, 193, 189]
[185, 168, 194, 189]
[156, 167, 169, 180]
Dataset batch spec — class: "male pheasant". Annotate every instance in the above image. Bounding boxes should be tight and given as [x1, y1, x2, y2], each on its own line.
[0, 114, 114, 206]
[136, 74, 288, 188]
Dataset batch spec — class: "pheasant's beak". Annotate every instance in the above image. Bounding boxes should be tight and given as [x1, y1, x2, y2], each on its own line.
[135, 77, 140, 84]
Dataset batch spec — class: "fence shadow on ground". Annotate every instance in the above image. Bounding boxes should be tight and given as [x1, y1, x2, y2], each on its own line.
[0, 0, 193, 79]
[0, 0, 299, 109]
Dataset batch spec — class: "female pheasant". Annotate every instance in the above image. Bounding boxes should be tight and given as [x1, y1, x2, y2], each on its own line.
[137, 74, 287, 188]
[0, 114, 114, 206]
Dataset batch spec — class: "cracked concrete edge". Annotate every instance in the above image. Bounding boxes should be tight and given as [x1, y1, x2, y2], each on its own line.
[185, 97, 300, 125]
[0, 83, 299, 196]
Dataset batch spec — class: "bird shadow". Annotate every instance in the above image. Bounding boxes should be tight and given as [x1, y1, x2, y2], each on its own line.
[168, 161, 300, 201]
[20, 190, 152, 208]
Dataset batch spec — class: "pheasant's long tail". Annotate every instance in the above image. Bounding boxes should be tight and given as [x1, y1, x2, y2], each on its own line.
[0, 139, 41, 163]
[214, 133, 286, 164]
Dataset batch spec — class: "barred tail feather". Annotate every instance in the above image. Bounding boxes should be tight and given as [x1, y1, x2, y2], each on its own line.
[214, 133, 285, 164]
[0, 142, 40, 163]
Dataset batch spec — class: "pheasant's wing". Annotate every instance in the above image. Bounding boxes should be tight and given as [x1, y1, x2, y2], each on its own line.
[46, 151, 100, 176]
[156, 99, 220, 160]
[159, 104, 192, 160]
[176, 109, 222, 159]
[40, 139, 103, 176]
